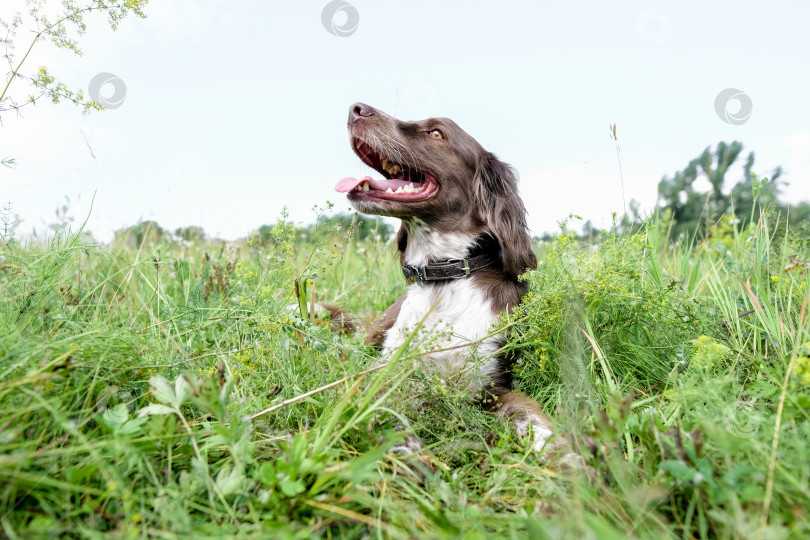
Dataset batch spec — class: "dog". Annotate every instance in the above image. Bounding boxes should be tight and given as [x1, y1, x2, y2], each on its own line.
[335, 102, 566, 459]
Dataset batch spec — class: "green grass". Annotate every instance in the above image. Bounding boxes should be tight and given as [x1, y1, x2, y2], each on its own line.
[0, 209, 808, 539]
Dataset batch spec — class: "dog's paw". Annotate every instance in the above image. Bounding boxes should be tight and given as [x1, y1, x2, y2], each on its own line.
[555, 452, 587, 469]
[315, 301, 363, 333]
[386, 433, 437, 483]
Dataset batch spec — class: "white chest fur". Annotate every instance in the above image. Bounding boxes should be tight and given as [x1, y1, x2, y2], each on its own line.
[381, 278, 501, 392]
[381, 220, 503, 392]
[401, 219, 476, 267]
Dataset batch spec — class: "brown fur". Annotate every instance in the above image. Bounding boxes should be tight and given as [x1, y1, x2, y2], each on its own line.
[317, 302, 362, 333]
[473, 152, 537, 278]
[365, 294, 407, 346]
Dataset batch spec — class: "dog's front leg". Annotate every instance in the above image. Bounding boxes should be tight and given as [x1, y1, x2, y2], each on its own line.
[365, 293, 407, 346]
[488, 391, 556, 452]
[488, 391, 585, 468]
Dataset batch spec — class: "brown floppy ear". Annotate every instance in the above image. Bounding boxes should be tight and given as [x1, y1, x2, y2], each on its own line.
[395, 225, 408, 266]
[474, 152, 537, 277]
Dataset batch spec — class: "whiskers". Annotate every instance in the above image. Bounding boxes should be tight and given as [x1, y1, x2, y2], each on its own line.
[360, 130, 422, 173]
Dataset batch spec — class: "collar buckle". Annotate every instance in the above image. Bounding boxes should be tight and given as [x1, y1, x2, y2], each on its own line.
[445, 258, 471, 277]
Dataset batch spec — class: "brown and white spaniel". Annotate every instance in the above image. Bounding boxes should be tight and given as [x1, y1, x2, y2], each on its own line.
[336, 102, 565, 458]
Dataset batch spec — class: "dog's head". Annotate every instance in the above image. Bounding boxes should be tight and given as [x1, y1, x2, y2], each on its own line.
[337, 102, 537, 277]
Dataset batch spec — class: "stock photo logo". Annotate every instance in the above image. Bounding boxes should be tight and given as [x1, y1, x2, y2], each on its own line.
[93, 385, 122, 413]
[496, 474, 530, 506]
[321, 0, 359, 37]
[88, 72, 127, 110]
[714, 88, 753, 125]
[722, 401, 761, 438]
[634, 8, 672, 45]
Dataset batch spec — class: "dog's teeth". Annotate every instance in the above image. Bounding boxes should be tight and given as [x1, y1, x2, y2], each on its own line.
[386, 187, 394, 193]
[356, 140, 364, 149]
[403, 184, 414, 193]
[363, 181, 370, 191]
[394, 187, 404, 194]
[379, 159, 402, 176]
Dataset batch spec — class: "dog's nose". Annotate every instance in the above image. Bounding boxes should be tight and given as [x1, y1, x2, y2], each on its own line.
[350, 102, 375, 120]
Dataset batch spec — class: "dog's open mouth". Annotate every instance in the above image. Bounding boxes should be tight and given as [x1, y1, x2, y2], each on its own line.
[336, 137, 438, 201]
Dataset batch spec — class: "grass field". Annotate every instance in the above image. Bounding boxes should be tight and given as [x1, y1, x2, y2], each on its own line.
[1, 207, 809, 539]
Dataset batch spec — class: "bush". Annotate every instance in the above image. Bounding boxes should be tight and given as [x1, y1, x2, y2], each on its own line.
[508, 226, 705, 409]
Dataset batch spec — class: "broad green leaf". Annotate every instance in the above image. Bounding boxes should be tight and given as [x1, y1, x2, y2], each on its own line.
[101, 403, 130, 428]
[137, 403, 176, 417]
[216, 465, 245, 496]
[149, 375, 175, 406]
[280, 478, 306, 497]
[175, 375, 191, 407]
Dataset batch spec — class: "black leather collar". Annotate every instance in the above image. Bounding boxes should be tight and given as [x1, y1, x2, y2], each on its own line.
[401, 235, 502, 283]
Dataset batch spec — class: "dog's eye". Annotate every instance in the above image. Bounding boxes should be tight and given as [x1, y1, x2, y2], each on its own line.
[428, 129, 444, 140]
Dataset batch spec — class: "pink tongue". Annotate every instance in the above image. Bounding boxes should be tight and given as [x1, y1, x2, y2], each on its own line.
[335, 175, 373, 193]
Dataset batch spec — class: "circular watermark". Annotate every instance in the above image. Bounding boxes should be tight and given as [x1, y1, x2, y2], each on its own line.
[634, 9, 672, 45]
[321, 0, 359, 37]
[722, 401, 761, 438]
[93, 385, 120, 413]
[497, 474, 529, 506]
[88, 72, 127, 110]
[714, 88, 753, 125]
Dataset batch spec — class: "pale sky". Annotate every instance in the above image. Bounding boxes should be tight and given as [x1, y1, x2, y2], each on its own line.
[2, 0, 809, 242]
